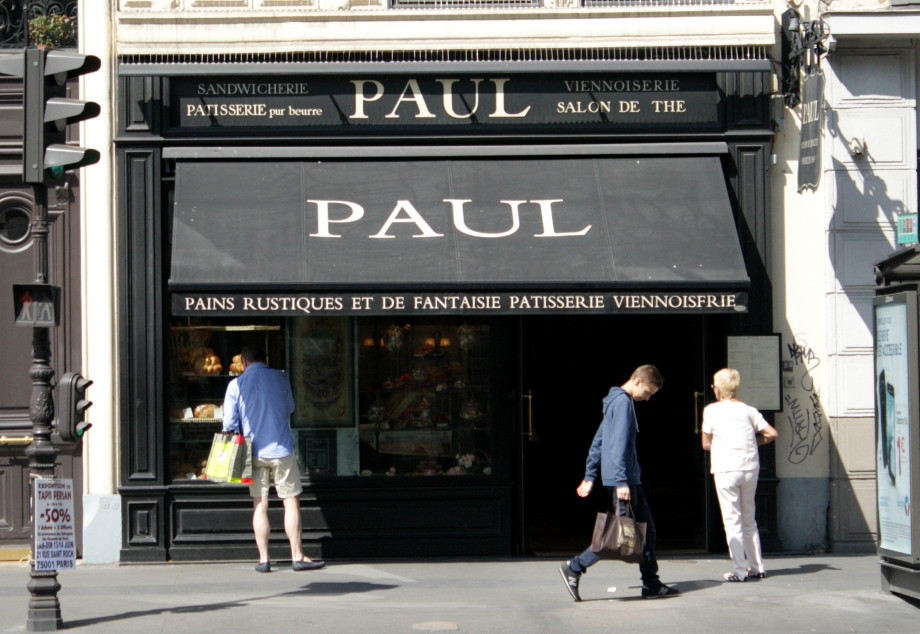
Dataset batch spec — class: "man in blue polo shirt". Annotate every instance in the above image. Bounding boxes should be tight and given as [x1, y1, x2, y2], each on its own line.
[223, 345, 325, 573]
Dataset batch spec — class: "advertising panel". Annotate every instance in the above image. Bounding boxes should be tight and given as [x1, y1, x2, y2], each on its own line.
[33, 478, 76, 571]
[875, 293, 916, 556]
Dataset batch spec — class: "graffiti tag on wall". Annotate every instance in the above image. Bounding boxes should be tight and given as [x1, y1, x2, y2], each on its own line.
[784, 335, 824, 465]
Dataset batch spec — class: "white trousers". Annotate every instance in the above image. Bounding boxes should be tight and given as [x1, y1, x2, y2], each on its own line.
[714, 469, 764, 578]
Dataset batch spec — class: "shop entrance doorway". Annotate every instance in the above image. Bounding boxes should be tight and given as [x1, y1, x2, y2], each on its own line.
[519, 314, 718, 555]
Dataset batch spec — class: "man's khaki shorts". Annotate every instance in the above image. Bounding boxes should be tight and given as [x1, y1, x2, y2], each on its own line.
[249, 453, 303, 499]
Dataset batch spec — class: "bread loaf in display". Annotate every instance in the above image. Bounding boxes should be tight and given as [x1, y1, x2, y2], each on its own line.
[180, 346, 223, 374]
[194, 403, 217, 419]
[194, 350, 223, 374]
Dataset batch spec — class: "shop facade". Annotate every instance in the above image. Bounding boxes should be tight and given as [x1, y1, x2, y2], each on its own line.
[116, 54, 777, 561]
[768, 6, 920, 555]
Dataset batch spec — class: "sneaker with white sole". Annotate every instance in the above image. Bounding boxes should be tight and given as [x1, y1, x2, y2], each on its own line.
[558, 561, 582, 602]
[641, 583, 680, 599]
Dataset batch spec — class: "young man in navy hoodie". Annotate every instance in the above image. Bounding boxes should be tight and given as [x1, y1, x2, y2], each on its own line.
[558, 364, 680, 601]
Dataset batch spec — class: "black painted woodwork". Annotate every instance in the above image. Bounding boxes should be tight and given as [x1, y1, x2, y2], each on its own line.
[116, 67, 776, 561]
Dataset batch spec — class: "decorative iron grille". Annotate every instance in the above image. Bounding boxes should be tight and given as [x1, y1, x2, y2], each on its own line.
[390, 0, 539, 7]
[119, 46, 769, 66]
[389, 0, 751, 7]
[584, 0, 743, 5]
[0, 1, 27, 48]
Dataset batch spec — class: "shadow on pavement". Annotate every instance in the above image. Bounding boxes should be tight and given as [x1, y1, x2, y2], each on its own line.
[579, 579, 720, 602]
[62, 581, 399, 629]
[302, 581, 399, 595]
[574, 565, 841, 602]
[765, 563, 839, 577]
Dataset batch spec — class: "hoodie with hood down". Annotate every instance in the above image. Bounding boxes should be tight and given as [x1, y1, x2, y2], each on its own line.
[583, 386, 641, 488]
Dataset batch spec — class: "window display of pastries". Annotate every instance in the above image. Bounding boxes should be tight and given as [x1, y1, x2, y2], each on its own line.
[193, 350, 222, 374]
[178, 346, 223, 374]
[193, 403, 222, 419]
[229, 354, 244, 374]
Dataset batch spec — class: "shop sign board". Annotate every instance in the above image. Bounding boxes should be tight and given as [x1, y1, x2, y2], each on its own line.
[173, 291, 748, 317]
[797, 66, 824, 192]
[170, 73, 722, 134]
[874, 291, 919, 561]
[33, 478, 76, 571]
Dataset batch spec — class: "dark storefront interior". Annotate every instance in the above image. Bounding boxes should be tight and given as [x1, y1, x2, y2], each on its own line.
[522, 314, 717, 555]
[169, 315, 507, 484]
[167, 310, 737, 557]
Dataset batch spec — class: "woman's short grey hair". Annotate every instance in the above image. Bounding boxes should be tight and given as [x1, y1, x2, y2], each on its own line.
[713, 368, 740, 397]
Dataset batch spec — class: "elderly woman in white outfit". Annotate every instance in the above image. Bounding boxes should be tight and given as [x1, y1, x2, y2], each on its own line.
[702, 368, 778, 582]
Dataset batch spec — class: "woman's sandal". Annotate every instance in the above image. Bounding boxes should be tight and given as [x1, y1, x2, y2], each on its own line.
[723, 572, 746, 582]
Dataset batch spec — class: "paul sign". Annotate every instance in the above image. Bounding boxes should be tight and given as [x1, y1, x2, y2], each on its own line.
[798, 64, 824, 192]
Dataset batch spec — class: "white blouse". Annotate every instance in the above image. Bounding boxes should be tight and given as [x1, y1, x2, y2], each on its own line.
[702, 400, 769, 473]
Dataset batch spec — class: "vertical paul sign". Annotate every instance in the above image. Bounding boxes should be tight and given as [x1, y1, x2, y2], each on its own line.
[797, 62, 825, 192]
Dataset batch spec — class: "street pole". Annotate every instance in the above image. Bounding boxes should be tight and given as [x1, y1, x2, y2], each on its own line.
[11, 45, 101, 631]
[23, 183, 62, 632]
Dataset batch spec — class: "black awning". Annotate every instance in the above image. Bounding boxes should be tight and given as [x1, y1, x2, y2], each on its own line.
[169, 156, 749, 315]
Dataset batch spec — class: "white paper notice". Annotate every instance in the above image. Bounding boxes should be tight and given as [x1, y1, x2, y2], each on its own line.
[726, 336, 781, 411]
[34, 478, 76, 571]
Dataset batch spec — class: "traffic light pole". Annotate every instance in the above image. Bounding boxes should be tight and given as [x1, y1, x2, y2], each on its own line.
[24, 183, 63, 632]
[2, 45, 102, 630]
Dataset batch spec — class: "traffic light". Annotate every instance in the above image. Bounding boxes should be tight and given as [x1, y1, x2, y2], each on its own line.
[0, 52, 25, 80]
[22, 48, 100, 185]
[56, 372, 93, 442]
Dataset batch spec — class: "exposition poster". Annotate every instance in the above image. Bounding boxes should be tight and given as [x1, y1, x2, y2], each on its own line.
[875, 300, 913, 554]
[33, 478, 76, 571]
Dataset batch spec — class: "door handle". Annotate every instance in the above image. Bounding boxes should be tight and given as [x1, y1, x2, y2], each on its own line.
[522, 390, 534, 440]
[0, 435, 34, 445]
[693, 391, 704, 434]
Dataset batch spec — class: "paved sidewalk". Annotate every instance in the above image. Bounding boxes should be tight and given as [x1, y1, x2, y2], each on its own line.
[0, 554, 916, 633]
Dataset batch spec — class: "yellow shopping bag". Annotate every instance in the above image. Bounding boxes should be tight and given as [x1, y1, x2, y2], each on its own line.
[204, 433, 252, 483]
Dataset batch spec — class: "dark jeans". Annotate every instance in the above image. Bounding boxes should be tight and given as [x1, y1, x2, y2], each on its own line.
[570, 484, 660, 589]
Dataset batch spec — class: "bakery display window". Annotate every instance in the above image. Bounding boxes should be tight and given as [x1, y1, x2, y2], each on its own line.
[168, 317, 286, 481]
[167, 315, 496, 481]
[356, 317, 494, 477]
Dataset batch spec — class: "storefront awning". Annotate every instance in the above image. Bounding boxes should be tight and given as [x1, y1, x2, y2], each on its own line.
[169, 155, 749, 316]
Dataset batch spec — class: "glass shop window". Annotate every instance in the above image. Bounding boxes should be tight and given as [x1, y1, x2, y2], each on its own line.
[167, 317, 286, 481]
[355, 318, 493, 477]
[167, 316, 495, 481]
